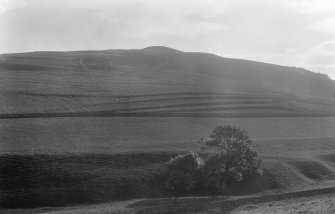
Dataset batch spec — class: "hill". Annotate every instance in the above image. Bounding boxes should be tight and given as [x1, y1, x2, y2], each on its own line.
[2, 47, 335, 210]
[0, 46, 335, 117]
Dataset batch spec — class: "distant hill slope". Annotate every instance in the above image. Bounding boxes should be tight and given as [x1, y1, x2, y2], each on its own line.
[0, 46, 334, 117]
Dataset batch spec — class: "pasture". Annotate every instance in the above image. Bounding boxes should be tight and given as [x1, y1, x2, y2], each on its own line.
[2, 117, 335, 208]
[2, 117, 335, 154]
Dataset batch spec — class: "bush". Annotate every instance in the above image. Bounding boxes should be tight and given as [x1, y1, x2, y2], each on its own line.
[165, 151, 204, 192]
[201, 153, 228, 191]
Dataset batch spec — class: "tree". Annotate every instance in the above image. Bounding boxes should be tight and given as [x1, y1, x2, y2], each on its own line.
[165, 151, 204, 192]
[204, 125, 262, 191]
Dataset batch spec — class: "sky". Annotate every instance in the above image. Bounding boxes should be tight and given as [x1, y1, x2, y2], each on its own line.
[0, 0, 334, 79]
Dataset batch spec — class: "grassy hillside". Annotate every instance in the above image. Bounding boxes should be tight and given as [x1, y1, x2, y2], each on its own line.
[2, 137, 335, 208]
[2, 116, 335, 208]
[1, 47, 335, 209]
[1, 47, 335, 117]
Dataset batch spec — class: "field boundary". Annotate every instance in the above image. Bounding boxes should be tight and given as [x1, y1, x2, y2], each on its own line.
[0, 111, 332, 119]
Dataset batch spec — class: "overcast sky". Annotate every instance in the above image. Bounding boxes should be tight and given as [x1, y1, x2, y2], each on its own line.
[0, 0, 334, 78]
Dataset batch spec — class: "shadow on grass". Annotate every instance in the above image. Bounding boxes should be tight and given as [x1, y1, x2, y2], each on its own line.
[0, 153, 175, 208]
[0, 152, 271, 209]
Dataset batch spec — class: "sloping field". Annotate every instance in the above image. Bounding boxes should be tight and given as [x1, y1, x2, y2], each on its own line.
[2, 117, 335, 154]
[2, 117, 335, 208]
[0, 92, 302, 118]
[2, 148, 335, 210]
[1, 48, 335, 117]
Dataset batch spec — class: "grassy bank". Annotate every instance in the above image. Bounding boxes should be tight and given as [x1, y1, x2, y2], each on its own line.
[0, 151, 273, 208]
[2, 137, 335, 208]
[0, 152, 176, 208]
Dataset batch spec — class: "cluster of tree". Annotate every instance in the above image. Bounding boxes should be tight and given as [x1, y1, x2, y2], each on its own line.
[165, 125, 262, 192]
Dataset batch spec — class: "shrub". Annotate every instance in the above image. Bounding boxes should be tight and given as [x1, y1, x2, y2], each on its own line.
[201, 153, 228, 191]
[165, 151, 204, 192]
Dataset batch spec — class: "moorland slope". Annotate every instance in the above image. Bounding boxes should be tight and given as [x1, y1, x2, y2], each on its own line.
[1, 46, 335, 117]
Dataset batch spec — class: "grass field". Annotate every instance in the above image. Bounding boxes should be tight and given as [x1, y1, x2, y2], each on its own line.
[0, 152, 175, 208]
[2, 120, 335, 208]
[2, 117, 335, 154]
[2, 117, 335, 208]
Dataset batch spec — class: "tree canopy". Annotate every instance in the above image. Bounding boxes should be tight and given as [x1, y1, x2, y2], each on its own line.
[165, 125, 262, 193]
[204, 125, 262, 191]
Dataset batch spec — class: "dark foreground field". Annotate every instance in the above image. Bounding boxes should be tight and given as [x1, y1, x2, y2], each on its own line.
[1, 117, 335, 208]
[2, 117, 335, 209]
[0, 152, 175, 208]
[2, 136, 335, 209]
[2, 169, 335, 213]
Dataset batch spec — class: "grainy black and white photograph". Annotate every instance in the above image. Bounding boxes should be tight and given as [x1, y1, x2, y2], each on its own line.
[1, 0, 335, 213]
